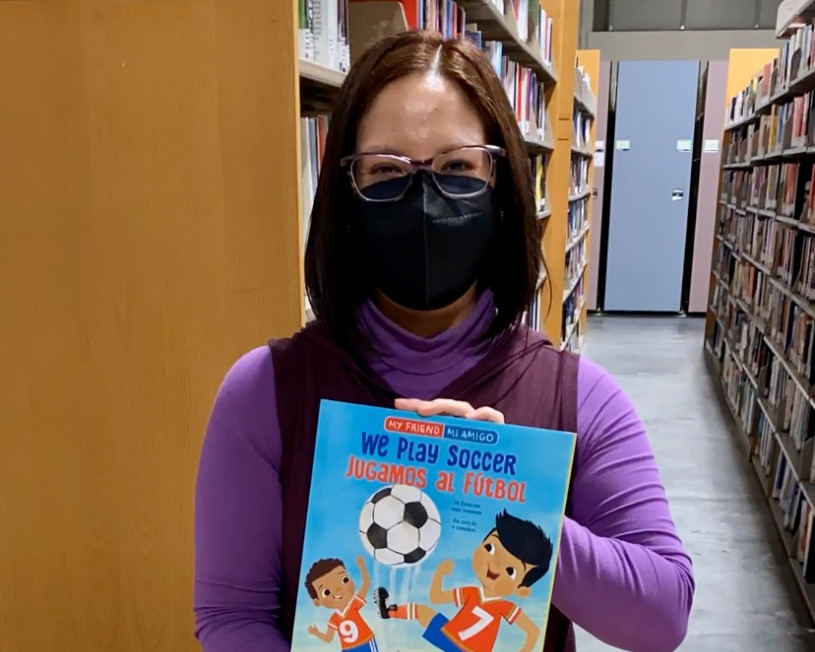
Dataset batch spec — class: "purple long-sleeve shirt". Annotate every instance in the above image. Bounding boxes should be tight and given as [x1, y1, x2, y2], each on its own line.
[194, 294, 694, 652]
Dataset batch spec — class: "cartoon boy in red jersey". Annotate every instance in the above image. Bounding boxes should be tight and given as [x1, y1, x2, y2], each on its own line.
[305, 555, 380, 652]
[375, 510, 551, 652]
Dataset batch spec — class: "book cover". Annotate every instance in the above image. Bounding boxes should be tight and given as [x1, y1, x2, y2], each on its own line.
[291, 399, 576, 652]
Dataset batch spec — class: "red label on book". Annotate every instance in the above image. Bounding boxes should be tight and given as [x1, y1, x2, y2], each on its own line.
[384, 416, 444, 438]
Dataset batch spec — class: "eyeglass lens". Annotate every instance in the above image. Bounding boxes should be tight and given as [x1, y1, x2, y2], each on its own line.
[351, 147, 493, 201]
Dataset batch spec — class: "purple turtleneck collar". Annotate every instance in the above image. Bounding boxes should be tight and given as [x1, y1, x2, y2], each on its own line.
[355, 290, 497, 400]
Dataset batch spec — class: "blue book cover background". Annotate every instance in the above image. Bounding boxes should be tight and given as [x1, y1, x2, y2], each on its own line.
[291, 399, 575, 652]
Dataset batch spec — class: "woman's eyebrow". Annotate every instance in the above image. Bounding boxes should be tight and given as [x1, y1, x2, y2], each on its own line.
[356, 142, 483, 156]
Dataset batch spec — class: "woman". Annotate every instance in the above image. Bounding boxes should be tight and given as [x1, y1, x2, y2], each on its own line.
[194, 32, 694, 652]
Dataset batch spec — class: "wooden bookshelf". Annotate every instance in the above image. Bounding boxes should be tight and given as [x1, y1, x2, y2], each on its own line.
[0, 1, 305, 651]
[576, 50, 600, 349]
[705, 34, 815, 624]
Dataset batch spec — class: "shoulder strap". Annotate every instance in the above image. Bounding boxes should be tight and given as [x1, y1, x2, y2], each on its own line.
[560, 350, 580, 516]
[545, 350, 580, 652]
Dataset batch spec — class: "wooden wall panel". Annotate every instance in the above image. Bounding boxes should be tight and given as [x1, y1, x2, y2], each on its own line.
[704, 47, 777, 334]
[0, 1, 301, 650]
[688, 60, 728, 313]
[576, 49, 599, 335]
[586, 61, 610, 311]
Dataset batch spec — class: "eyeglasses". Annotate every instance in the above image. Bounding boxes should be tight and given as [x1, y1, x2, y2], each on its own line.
[340, 145, 505, 203]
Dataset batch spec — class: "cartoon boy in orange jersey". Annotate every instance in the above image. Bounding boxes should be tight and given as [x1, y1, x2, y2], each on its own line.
[375, 510, 552, 652]
[305, 555, 380, 652]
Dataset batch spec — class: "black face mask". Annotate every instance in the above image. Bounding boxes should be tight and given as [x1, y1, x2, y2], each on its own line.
[355, 172, 496, 311]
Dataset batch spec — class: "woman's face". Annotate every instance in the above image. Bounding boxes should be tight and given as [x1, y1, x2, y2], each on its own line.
[356, 71, 487, 160]
[351, 70, 496, 316]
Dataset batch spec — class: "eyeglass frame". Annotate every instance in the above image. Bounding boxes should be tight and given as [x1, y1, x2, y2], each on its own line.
[339, 144, 506, 203]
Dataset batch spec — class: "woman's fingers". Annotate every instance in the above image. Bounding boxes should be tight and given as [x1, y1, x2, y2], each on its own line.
[395, 398, 505, 423]
[395, 398, 474, 417]
[463, 406, 505, 424]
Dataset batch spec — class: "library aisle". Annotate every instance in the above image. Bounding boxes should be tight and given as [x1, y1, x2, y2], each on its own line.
[576, 317, 814, 651]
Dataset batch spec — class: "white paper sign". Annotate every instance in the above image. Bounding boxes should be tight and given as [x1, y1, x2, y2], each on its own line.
[616, 140, 630, 151]
[595, 140, 605, 152]
[676, 139, 692, 152]
[594, 152, 606, 168]
[703, 139, 720, 153]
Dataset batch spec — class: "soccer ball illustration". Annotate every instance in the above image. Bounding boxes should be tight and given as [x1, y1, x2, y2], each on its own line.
[359, 484, 442, 567]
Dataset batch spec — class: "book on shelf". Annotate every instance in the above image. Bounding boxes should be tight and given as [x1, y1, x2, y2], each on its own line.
[300, 115, 330, 250]
[573, 109, 591, 151]
[563, 239, 585, 301]
[530, 154, 547, 214]
[523, 259, 544, 332]
[289, 399, 575, 652]
[566, 196, 588, 242]
[569, 158, 590, 197]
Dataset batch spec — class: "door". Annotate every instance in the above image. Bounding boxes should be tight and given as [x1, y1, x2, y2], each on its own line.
[604, 60, 699, 312]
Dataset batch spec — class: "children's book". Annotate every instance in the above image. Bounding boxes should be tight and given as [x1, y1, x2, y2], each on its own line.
[292, 399, 576, 652]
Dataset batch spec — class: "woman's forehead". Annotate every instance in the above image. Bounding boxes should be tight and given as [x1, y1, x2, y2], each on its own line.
[356, 73, 486, 157]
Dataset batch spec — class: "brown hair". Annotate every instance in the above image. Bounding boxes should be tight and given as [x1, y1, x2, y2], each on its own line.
[304, 558, 345, 599]
[304, 31, 546, 343]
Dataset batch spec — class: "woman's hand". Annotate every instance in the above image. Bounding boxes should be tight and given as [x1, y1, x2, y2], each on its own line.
[394, 398, 505, 424]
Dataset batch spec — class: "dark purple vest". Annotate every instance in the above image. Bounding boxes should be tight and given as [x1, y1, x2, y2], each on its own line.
[270, 321, 579, 652]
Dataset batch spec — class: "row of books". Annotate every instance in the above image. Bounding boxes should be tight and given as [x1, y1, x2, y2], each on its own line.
[726, 77, 762, 127]
[298, 0, 351, 72]
[470, 0, 554, 66]
[561, 319, 582, 353]
[721, 163, 801, 218]
[530, 153, 547, 215]
[759, 97, 810, 157]
[573, 109, 591, 151]
[721, 156, 815, 232]
[525, 281, 542, 331]
[741, 163, 800, 217]
[524, 226, 545, 332]
[727, 101, 800, 162]
[567, 196, 588, 244]
[561, 283, 583, 344]
[300, 115, 329, 252]
[726, 22, 815, 127]
[709, 270, 815, 492]
[569, 158, 590, 196]
[758, 23, 815, 107]
[772, 452, 815, 582]
[714, 225, 815, 412]
[711, 323, 815, 582]
[299, 0, 556, 74]
[563, 238, 585, 301]
[469, 38, 548, 144]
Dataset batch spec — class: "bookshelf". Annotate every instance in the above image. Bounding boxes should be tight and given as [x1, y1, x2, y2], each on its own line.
[298, 0, 595, 348]
[0, 1, 308, 650]
[705, 30, 815, 622]
[567, 49, 599, 353]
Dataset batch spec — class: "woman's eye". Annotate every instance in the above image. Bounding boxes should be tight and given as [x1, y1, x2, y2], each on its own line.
[342, 576, 350, 584]
[506, 567, 516, 579]
[442, 160, 470, 172]
[370, 164, 402, 176]
[323, 589, 331, 597]
[484, 543, 495, 555]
